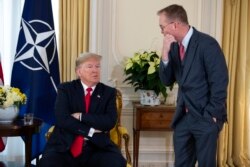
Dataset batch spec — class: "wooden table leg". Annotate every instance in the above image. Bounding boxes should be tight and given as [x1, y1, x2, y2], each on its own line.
[25, 134, 32, 167]
[133, 129, 140, 167]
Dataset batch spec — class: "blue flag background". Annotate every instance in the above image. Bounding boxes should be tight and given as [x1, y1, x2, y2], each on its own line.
[11, 0, 60, 159]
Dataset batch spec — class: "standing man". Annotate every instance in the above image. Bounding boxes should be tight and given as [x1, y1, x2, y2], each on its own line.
[158, 4, 228, 167]
[39, 52, 126, 167]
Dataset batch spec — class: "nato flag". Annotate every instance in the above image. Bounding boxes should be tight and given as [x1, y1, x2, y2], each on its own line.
[11, 0, 60, 159]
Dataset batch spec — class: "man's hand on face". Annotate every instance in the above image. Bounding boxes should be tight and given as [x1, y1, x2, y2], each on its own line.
[161, 34, 176, 61]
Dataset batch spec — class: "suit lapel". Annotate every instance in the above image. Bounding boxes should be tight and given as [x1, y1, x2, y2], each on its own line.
[75, 80, 86, 113]
[89, 83, 102, 113]
[181, 30, 199, 84]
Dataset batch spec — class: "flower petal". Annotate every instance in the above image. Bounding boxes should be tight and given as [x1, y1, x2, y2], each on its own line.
[148, 62, 156, 74]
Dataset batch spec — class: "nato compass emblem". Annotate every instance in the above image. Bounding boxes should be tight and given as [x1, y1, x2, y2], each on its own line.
[14, 18, 58, 92]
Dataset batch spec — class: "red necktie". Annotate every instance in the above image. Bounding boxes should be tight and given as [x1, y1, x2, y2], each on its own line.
[179, 43, 188, 112]
[70, 87, 92, 157]
[0, 138, 5, 152]
[179, 43, 185, 61]
[85, 88, 92, 113]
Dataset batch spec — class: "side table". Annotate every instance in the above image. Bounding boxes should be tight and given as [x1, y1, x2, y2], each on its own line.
[133, 102, 175, 167]
[0, 118, 42, 167]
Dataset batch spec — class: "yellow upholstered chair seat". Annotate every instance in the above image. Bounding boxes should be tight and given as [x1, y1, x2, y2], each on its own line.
[46, 89, 131, 167]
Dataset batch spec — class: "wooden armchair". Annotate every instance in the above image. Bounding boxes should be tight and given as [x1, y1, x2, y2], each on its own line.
[45, 89, 131, 166]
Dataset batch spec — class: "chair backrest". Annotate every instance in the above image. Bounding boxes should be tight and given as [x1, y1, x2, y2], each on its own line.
[116, 89, 122, 125]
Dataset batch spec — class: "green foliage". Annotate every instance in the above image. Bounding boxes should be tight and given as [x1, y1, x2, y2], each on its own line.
[124, 51, 171, 100]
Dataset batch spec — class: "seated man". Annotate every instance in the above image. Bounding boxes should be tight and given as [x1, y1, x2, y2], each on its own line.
[38, 52, 126, 167]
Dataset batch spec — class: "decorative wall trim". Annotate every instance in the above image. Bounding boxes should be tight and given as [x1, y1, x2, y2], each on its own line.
[111, 0, 123, 66]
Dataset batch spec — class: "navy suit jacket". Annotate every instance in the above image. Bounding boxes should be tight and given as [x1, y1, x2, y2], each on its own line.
[159, 28, 228, 129]
[44, 79, 118, 153]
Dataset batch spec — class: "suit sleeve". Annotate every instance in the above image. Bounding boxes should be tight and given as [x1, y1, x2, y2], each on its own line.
[81, 88, 117, 131]
[54, 84, 91, 137]
[203, 40, 228, 121]
[159, 52, 176, 86]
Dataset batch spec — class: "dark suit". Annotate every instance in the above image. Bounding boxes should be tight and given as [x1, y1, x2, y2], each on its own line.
[159, 28, 228, 167]
[39, 79, 126, 167]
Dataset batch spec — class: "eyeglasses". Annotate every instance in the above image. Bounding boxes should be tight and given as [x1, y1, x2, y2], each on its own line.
[160, 22, 174, 31]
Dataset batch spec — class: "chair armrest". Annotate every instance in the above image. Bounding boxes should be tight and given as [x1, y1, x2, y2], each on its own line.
[118, 126, 132, 165]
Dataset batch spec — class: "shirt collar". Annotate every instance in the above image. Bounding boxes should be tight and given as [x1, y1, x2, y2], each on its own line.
[80, 81, 96, 94]
[181, 26, 193, 52]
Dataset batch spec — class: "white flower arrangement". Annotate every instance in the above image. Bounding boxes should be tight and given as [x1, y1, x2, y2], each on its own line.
[124, 51, 169, 100]
[0, 86, 27, 108]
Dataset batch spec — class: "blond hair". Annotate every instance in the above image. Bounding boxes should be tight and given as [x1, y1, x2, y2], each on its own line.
[75, 52, 102, 70]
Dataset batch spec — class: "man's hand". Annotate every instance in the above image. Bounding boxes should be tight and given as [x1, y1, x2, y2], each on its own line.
[95, 129, 102, 133]
[161, 34, 176, 61]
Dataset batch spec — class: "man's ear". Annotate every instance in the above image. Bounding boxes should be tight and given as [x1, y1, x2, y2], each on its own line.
[75, 68, 80, 78]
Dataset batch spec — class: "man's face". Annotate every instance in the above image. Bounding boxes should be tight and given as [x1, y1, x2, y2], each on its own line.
[76, 57, 101, 86]
[159, 13, 175, 36]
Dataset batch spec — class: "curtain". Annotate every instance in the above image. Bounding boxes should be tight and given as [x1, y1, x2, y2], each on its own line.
[217, 0, 250, 166]
[0, 0, 25, 161]
[59, 0, 90, 82]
